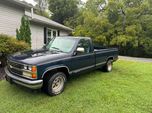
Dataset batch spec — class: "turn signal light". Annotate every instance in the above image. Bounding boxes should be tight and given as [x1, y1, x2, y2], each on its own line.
[32, 66, 37, 72]
[32, 73, 37, 78]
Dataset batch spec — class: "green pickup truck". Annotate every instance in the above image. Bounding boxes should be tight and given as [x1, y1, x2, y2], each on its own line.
[5, 36, 118, 96]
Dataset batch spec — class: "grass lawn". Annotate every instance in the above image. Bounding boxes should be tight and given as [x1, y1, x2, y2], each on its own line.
[0, 60, 152, 113]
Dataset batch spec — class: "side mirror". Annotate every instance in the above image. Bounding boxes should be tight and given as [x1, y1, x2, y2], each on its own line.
[77, 47, 85, 53]
[73, 47, 85, 56]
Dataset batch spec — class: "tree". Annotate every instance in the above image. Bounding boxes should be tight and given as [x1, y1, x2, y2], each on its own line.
[34, 0, 51, 18]
[34, 0, 48, 12]
[73, 0, 152, 57]
[48, 0, 79, 24]
[16, 16, 31, 46]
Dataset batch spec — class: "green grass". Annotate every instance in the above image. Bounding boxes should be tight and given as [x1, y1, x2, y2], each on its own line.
[0, 60, 152, 113]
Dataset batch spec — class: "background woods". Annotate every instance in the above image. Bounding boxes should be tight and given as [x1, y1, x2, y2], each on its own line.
[48, 0, 152, 57]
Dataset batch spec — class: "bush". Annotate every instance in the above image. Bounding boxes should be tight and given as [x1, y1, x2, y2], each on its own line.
[0, 34, 30, 66]
[16, 16, 31, 46]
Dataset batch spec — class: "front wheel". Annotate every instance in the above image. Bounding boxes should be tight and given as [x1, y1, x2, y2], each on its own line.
[103, 60, 113, 72]
[43, 72, 67, 96]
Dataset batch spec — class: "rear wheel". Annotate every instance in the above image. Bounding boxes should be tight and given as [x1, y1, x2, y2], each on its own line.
[103, 59, 113, 72]
[43, 72, 67, 96]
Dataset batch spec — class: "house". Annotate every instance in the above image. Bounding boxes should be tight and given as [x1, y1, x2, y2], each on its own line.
[0, 0, 73, 49]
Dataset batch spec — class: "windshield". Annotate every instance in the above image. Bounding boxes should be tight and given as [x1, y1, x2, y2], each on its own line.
[45, 37, 77, 53]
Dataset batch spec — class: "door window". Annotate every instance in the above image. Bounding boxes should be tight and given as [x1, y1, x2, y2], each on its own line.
[76, 39, 91, 55]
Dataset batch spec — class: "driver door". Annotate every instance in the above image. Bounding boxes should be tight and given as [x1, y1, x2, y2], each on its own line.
[71, 39, 95, 73]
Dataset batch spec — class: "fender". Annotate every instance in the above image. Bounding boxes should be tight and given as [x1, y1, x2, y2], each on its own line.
[41, 65, 70, 78]
[106, 56, 114, 62]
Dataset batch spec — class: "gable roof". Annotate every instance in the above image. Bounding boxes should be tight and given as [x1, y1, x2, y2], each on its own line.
[6, 0, 73, 31]
[25, 11, 73, 31]
[6, 0, 34, 9]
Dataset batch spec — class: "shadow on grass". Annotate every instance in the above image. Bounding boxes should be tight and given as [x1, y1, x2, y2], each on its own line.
[0, 67, 5, 80]
[67, 65, 120, 83]
[6, 81, 43, 94]
[4, 68, 116, 97]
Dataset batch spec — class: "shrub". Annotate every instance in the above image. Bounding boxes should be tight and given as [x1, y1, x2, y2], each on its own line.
[16, 16, 31, 46]
[0, 34, 30, 66]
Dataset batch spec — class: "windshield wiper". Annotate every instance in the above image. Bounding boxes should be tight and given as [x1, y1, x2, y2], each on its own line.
[51, 47, 63, 52]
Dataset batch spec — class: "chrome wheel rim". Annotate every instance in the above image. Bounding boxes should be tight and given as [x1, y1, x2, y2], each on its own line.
[108, 62, 112, 71]
[52, 76, 64, 93]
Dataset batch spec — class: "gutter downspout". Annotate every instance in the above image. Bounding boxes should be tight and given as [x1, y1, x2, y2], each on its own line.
[31, 8, 33, 19]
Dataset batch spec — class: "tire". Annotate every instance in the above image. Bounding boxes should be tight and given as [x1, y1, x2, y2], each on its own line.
[43, 72, 67, 96]
[103, 59, 113, 72]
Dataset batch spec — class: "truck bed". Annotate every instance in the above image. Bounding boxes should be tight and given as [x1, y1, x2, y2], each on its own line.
[94, 46, 118, 53]
[93, 46, 118, 67]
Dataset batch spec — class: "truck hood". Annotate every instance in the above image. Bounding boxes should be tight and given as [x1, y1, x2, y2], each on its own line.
[8, 49, 70, 65]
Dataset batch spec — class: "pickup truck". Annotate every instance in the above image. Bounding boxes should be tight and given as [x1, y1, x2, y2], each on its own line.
[5, 36, 118, 96]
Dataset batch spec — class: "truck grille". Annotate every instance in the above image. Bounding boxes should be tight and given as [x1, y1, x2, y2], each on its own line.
[7, 60, 23, 76]
[8, 61, 24, 69]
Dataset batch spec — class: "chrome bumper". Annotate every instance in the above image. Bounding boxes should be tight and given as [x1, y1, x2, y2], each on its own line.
[5, 67, 43, 89]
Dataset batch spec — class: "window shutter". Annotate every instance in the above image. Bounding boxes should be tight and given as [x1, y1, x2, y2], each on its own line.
[44, 27, 47, 44]
[58, 30, 60, 36]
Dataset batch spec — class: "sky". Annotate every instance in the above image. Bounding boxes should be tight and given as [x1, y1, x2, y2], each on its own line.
[22, 0, 36, 5]
[23, 0, 88, 5]
[81, 0, 88, 3]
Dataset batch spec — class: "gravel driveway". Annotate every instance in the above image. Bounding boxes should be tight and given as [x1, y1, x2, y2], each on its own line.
[119, 56, 152, 63]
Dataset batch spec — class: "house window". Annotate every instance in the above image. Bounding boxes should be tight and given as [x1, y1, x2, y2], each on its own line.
[53, 30, 57, 37]
[46, 28, 58, 43]
[47, 29, 52, 42]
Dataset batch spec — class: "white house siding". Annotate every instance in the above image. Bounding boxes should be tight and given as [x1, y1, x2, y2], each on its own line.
[30, 23, 44, 49]
[0, 1, 24, 36]
[60, 30, 70, 36]
[0, 0, 72, 50]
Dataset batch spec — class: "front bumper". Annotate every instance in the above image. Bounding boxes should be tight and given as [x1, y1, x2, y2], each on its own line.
[5, 67, 43, 89]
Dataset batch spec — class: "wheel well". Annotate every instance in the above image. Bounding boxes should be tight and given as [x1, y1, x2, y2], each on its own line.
[42, 67, 69, 80]
[107, 57, 114, 62]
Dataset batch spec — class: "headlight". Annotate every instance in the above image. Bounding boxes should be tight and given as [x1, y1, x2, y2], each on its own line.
[23, 71, 32, 77]
[24, 66, 27, 70]
[23, 65, 37, 79]
[28, 66, 32, 71]
[24, 65, 32, 71]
